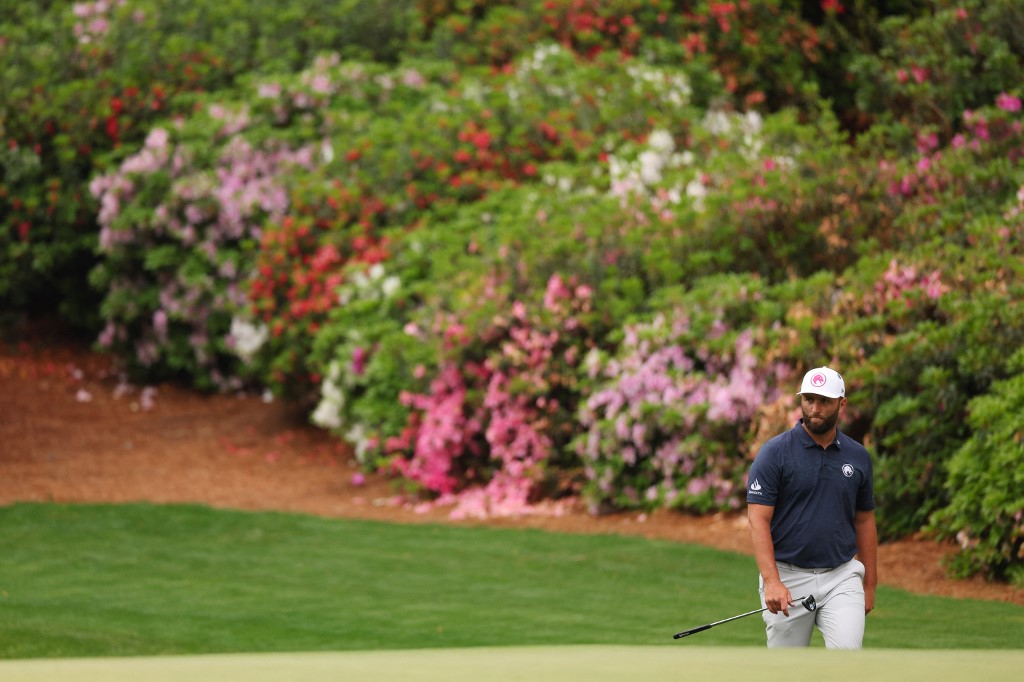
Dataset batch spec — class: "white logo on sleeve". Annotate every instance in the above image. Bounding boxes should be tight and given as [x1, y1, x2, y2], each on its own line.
[749, 479, 763, 494]
[842, 464, 854, 478]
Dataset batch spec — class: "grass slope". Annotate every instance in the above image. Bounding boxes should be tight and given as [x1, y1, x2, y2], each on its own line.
[0, 503, 1021, 659]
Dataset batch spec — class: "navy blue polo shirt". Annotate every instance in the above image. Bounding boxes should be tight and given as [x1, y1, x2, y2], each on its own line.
[746, 420, 875, 568]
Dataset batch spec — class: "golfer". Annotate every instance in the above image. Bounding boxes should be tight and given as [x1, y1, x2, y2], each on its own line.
[746, 366, 877, 649]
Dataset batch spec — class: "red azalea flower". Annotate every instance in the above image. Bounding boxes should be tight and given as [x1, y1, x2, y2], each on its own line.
[472, 130, 491, 150]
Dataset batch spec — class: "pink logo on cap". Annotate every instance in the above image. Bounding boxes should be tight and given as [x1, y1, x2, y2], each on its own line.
[811, 373, 827, 387]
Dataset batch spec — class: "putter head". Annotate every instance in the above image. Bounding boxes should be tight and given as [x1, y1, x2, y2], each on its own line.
[802, 595, 817, 612]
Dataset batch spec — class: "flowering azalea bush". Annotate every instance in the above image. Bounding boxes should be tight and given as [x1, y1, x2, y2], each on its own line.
[87, 54, 446, 389]
[2, 1, 184, 326]
[848, 0, 1024, 135]
[87, 109, 318, 389]
[417, 0, 839, 111]
[240, 42, 711, 398]
[575, 302, 788, 514]
[298, 100, 861, 507]
[832, 99, 1024, 539]
[7, 0, 1024, 580]
[303, 181, 621, 501]
[656, 106, 892, 280]
[0, 0, 416, 326]
[385, 273, 598, 519]
[308, 252, 436, 466]
[847, 236, 1024, 538]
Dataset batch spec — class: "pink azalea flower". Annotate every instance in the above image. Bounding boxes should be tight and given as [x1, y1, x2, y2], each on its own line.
[352, 347, 367, 376]
[996, 93, 1022, 113]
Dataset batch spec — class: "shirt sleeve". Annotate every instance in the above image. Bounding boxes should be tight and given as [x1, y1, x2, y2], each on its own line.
[746, 440, 780, 506]
[856, 453, 876, 511]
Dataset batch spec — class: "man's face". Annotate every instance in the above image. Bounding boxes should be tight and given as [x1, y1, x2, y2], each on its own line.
[800, 394, 845, 434]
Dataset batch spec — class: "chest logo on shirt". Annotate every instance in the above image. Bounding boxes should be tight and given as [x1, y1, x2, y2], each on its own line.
[842, 464, 855, 478]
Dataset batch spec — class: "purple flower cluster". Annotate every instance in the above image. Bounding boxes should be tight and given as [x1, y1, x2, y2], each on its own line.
[91, 118, 315, 387]
[577, 313, 782, 513]
[72, 0, 124, 45]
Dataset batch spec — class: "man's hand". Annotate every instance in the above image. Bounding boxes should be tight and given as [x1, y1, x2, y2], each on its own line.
[855, 510, 878, 617]
[749, 503, 793, 615]
[864, 584, 876, 615]
[763, 579, 794, 616]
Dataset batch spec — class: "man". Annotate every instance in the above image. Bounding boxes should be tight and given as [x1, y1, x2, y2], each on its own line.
[746, 366, 877, 648]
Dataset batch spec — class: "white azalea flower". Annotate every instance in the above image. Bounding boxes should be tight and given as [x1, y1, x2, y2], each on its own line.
[648, 129, 675, 155]
[382, 276, 401, 298]
[230, 317, 268, 363]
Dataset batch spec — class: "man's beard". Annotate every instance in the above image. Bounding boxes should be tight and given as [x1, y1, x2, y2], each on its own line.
[803, 408, 839, 434]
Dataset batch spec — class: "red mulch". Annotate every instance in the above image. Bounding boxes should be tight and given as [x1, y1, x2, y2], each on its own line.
[2, 322, 1020, 607]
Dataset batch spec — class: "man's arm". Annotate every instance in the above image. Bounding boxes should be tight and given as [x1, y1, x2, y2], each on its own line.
[748, 503, 793, 615]
[854, 509, 878, 615]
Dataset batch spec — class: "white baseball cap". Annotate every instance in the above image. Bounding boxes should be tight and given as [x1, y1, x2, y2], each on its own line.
[797, 366, 845, 399]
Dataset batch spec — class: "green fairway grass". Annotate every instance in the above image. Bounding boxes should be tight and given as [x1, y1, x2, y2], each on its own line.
[0, 503, 1021, 659]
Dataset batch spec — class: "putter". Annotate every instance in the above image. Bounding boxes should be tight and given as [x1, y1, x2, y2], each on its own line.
[673, 595, 817, 639]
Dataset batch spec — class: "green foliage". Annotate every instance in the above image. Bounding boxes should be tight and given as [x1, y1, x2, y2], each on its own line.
[415, 0, 833, 112]
[674, 106, 897, 281]
[0, 0, 417, 327]
[808, 110, 1024, 548]
[5, 0, 1024, 579]
[308, 245, 437, 462]
[848, 0, 1024, 137]
[829, 273, 1024, 542]
[930, 352, 1024, 585]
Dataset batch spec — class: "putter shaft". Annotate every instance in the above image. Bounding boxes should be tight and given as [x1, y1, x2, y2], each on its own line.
[673, 595, 816, 639]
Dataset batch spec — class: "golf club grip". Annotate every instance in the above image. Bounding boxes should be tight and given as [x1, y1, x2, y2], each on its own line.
[673, 624, 713, 639]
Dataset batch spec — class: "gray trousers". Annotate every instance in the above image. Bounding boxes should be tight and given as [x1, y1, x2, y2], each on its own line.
[758, 558, 866, 649]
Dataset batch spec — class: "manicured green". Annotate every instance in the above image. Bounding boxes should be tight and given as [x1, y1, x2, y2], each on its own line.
[3, 648, 1024, 682]
[0, 503, 1021, 660]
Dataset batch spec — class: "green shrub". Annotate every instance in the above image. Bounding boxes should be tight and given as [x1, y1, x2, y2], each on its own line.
[415, 1, 833, 111]
[848, 0, 1024, 137]
[836, 211, 1024, 539]
[308, 250, 437, 466]
[0, 0, 417, 328]
[931, 350, 1024, 584]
